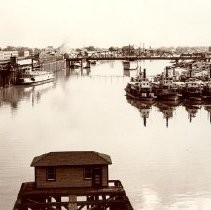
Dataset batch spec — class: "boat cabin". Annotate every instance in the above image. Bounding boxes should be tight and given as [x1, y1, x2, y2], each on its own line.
[19, 66, 32, 75]
[185, 78, 203, 88]
[31, 151, 112, 188]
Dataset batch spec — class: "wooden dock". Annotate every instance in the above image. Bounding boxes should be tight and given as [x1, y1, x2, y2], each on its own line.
[13, 180, 133, 210]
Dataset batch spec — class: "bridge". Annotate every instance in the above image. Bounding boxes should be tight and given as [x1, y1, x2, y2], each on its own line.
[65, 50, 210, 71]
[65, 49, 209, 61]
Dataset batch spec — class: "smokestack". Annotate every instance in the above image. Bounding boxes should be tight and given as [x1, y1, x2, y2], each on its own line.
[165, 67, 168, 77]
[173, 68, 175, 76]
[209, 64, 211, 78]
[139, 66, 142, 75]
[143, 68, 146, 79]
[189, 69, 192, 77]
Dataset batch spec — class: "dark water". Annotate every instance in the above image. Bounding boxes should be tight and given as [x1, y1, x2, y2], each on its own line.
[0, 61, 211, 210]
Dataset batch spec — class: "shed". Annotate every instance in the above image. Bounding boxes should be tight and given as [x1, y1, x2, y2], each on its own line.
[31, 151, 112, 188]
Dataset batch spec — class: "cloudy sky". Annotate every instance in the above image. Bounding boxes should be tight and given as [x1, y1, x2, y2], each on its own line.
[0, 0, 211, 48]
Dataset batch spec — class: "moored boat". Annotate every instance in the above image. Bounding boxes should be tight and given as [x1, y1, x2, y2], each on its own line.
[152, 77, 181, 101]
[202, 68, 211, 100]
[182, 78, 203, 101]
[125, 69, 156, 101]
[17, 66, 55, 85]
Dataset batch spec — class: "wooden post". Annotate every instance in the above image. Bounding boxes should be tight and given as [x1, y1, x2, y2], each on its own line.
[68, 195, 77, 210]
[55, 196, 62, 210]
[81, 59, 83, 69]
[66, 59, 70, 69]
[86, 60, 90, 68]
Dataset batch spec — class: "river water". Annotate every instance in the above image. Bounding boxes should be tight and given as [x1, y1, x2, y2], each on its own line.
[0, 61, 211, 210]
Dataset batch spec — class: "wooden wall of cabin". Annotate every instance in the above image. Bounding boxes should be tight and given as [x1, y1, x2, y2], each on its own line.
[35, 165, 108, 188]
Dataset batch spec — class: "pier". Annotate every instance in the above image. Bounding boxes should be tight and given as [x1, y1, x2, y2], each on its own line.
[13, 180, 133, 210]
[0, 56, 66, 88]
[13, 151, 133, 210]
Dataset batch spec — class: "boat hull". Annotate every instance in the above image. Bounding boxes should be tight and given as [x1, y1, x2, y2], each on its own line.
[125, 89, 155, 101]
[16, 72, 55, 86]
[17, 77, 54, 86]
[156, 94, 180, 101]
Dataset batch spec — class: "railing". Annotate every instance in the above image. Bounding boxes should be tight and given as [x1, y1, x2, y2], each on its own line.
[108, 180, 124, 188]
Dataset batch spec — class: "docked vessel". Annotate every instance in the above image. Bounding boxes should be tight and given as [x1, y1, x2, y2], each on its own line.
[17, 66, 55, 85]
[152, 67, 181, 101]
[152, 77, 181, 101]
[125, 69, 156, 101]
[202, 69, 211, 100]
[182, 78, 203, 101]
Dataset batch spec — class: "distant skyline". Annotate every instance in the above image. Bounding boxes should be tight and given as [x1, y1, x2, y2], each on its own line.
[0, 0, 211, 49]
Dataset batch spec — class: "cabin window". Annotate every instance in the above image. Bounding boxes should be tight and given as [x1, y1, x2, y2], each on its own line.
[46, 167, 56, 181]
[84, 167, 92, 179]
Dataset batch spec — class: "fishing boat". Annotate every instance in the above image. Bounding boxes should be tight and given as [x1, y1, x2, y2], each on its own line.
[16, 66, 55, 85]
[125, 69, 156, 101]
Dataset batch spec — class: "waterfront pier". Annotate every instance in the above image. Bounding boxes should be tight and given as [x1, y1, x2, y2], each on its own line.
[13, 151, 133, 210]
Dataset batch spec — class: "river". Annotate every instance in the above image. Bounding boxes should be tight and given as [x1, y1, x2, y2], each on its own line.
[0, 60, 211, 210]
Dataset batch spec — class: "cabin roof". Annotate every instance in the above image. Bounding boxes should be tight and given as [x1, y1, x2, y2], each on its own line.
[31, 151, 112, 167]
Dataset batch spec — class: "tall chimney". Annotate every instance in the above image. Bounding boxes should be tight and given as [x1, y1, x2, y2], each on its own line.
[143, 68, 146, 79]
[173, 68, 175, 76]
[165, 67, 168, 77]
[209, 64, 211, 78]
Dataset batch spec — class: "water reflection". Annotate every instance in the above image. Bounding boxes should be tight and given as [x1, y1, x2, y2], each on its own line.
[0, 82, 55, 111]
[1, 61, 211, 210]
[127, 98, 211, 127]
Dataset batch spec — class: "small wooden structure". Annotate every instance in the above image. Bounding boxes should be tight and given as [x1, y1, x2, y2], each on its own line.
[13, 151, 133, 210]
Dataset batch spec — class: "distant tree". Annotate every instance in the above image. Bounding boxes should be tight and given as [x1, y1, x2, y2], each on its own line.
[33, 48, 41, 54]
[63, 53, 69, 59]
[122, 45, 135, 55]
[108, 47, 115, 51]
[85, 46, 95, 51]
[3, 46, 16, 51]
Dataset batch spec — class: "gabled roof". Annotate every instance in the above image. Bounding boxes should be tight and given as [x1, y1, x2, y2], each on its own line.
[31, 151, 112, 167]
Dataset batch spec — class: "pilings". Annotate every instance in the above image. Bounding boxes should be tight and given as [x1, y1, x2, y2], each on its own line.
[0, 69, 18, 88]
[0, 59, 66, 88]
[13, 180, 133, 210]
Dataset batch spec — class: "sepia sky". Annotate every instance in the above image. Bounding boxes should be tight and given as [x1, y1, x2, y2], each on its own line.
[0, 0, 211, 48]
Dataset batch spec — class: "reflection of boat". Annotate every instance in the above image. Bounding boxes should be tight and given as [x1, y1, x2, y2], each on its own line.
[126, 97, 155, 127]
[155, 101, 178, 127]
[0, 82, 55, 110]
[183, 101, 201, 123]
[125, 69, 156, 101]
[17, 66, 55, 85]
